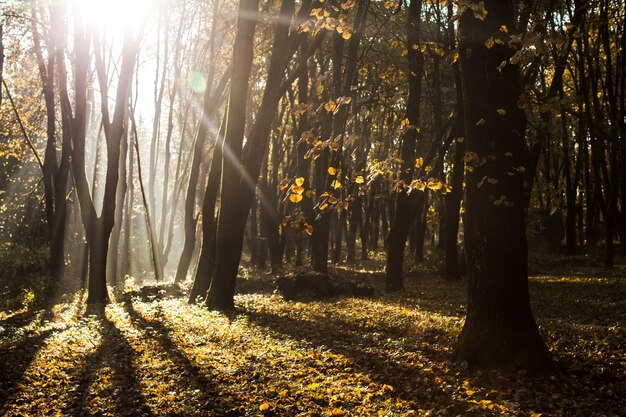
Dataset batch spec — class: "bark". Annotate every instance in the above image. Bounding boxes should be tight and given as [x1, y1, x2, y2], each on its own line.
[599, 0, 619, 268]
[205, 0, 310, 309]
[455, 0, 551, 370]
[189, 115, 226, 302]
[175, 70, 229, 283]
[444, 2, 465, 280]
[385, 0, 424, 292]
[201, 0, 260, 310]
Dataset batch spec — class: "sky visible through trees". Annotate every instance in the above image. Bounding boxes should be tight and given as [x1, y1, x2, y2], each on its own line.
[0, 0, 625, 415]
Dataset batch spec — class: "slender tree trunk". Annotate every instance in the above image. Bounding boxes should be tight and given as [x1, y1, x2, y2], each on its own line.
[443, 2, 465, 280]
[385, 0, 424, 292]
[205, 0, 311, 309]
[175, 71, 229, 283]
[189, 115, 226, 302]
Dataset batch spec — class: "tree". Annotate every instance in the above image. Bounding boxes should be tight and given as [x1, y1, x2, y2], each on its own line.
[57, 4, 141, 304]
[203, 0, 314, 310]
[385, 0, 424, 292]
[454, 0, 551, 370]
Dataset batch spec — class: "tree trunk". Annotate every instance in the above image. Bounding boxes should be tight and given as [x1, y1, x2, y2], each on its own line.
[455, 0, 550, 370]
[443, 2, 465, 280]
[385, 0, 424, 292]
[204, 0, 261, 310]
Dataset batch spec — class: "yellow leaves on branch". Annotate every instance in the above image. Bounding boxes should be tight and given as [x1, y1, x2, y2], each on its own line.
[291, 185, 305, 195]
[289, 194, 303, 203]
[324, 97, 351, 114]
[287, 178, 306, 204]
[383, 1, 395, 10]
[279, 178, 291, 190]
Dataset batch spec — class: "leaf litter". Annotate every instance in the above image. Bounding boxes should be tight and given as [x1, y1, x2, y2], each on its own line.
[0, 267, 624, 416]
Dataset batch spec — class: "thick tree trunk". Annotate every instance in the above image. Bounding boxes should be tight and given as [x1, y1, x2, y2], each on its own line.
[455, 0, 550, 370]
[85, 220, 108, 304]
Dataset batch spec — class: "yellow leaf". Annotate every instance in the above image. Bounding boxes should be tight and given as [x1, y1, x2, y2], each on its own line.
[317, 83, 325, 96]
[427, 180, 443, 190]
[306, 190, 315, 198]
[328, 408, 344, 416]
[332, 180, 342, 189]
[328, 166, 337, 175]
[295, 177, 305, 186]
[497, 108, 507, 116]
[259, 402, 270, 411]
[324, 100, 337, 112]
[355, 176, 364, 184]
[485, 37, 495, 49]
[320, 203, 329, 211]
[415, 157, 424, 168]
[291, 185, 305, 194]
[305, 224, 313, 235]
[289, 194, 303, 203]
[279, 178, 290, 190]
[340, 0, 354, 10]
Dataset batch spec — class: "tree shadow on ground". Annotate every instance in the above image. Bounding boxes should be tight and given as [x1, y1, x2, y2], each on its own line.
[528, 277, 626, 326]
[121, 297, 244, 416]
[240, 306, 469, 414]
[62, 304, 155, 416]
[0, 293, 80, 408]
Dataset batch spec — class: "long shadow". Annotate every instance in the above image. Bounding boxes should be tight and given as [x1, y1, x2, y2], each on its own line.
[0, 328, 57, 408]
[527, 278, 626, 326]
[375, 273, 626, 327]
[121, 297, 244, 416]
[63, 305, 155, 417]
[0, 295, 75, 408]
[241, 307, 469, 413]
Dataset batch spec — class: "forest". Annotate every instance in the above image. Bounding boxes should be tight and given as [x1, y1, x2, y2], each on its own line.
[0, 0, 624, 415]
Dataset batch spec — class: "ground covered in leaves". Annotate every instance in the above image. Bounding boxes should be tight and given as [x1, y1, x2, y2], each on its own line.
[1, 263, 624, 416]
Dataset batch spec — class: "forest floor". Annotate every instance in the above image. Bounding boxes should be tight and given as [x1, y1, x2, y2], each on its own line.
[0, 255, 625, 416]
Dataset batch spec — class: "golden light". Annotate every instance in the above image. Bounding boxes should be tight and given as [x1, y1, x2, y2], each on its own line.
[72, 0, 160, 33]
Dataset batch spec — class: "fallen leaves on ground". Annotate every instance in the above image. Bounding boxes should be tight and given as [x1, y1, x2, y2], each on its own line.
[0, 268, 624, 416]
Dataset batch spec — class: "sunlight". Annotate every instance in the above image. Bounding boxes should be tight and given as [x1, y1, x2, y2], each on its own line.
[73, 0, 159, 33]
